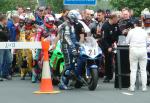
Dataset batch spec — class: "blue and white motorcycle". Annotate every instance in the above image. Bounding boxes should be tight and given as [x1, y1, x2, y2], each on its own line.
[74, 37, 102, 90]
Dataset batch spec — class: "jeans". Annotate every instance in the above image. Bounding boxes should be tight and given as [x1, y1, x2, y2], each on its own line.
[75, 55, 86, 77]
[0, 49, 5, 77]
[0, 49, 12, 77]
[63, 46, 75, 72]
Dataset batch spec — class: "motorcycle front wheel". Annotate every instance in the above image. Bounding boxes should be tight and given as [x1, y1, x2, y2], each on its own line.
[88, 69, 98, 91]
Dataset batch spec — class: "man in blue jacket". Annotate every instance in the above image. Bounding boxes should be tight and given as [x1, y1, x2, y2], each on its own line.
[7, 15, 19, 41]
[35, 7, 44, 26]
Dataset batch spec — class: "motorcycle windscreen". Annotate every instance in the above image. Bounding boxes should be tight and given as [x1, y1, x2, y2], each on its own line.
[81, 37, 102, 58]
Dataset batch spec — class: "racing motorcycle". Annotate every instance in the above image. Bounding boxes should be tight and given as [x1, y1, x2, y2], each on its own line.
[69, 37, 102, 90]
[49, 41, 64, 85]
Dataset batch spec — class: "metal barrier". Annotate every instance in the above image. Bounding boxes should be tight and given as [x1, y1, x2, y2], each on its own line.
[0, 42, 42, 49]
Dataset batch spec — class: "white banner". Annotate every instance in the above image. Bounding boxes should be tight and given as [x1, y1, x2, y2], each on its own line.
[0, 42, 42, 49]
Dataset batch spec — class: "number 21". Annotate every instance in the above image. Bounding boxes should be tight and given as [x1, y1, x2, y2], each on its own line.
[89, 49, 96, 55]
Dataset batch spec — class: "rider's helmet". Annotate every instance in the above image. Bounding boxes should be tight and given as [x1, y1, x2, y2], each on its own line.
[25, 18, 34, 27]
[67, 10, 82, 23]
[24, 13, 35, 27]
[141, 8, 150, 36]
[141, 8, 150, 27]
[24, 14, 36, 40]
[25, 15, 35, 30]
[44, 14, 55, 29]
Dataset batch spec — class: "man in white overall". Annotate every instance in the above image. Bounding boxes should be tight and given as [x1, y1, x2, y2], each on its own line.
[126, 19, 148, 92]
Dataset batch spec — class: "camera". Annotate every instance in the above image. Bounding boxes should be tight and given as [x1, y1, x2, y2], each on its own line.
[118, 19, 134, 35]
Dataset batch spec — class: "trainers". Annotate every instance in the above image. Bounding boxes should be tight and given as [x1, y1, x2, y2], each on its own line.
[103, 77, 110, 83]
[21, 77, 25, 80]
[0, 78, 3, 81]
[58, 84, 72, 90]
[3, 75, 12, 80]
[142, 87, 147, 92]
[32, 76, 37, 83]
[128, 87, 135, 92]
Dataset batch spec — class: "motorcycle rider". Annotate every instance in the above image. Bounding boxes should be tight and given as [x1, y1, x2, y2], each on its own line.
[18, 15, 36, 80]
[54, 10, 90, 90]
[32, 14, 57, 83]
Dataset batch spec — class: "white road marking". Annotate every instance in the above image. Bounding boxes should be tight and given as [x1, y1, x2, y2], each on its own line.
[122, 92, 134, 96]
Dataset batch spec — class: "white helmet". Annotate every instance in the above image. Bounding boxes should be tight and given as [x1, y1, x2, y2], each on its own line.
[19, 15, 25, 21]
[67, 10, 82, 22]
[141, 8, 150, 16]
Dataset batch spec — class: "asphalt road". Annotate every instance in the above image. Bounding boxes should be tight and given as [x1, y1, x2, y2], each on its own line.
[0, 77, 150, 103]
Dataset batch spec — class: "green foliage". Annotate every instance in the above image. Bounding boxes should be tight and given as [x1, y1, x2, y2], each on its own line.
[45, 0, 63, 13]
[0, 0, 63, 13]
[110, 0, 150, 16]
[0, 0, 37, 13]
[87, 0, 112, 10]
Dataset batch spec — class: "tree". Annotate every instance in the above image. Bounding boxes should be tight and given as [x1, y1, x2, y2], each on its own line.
[0, 0, 37, 13]
[87, 0, 112, 10]
[0, 0, 63, 13]
[110, 0, 150, 16]
[45, 0, 63, 13]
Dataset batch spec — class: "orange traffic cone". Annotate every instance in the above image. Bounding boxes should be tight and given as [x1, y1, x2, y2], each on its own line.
[34, 40, 60, 94]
